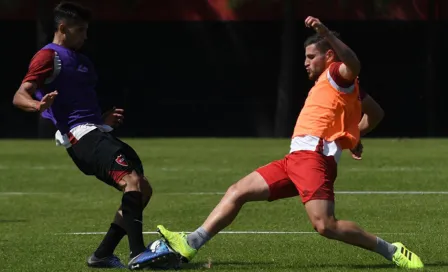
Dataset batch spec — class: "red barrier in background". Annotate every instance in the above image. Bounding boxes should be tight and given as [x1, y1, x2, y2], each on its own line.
[0, 0, 441, 21]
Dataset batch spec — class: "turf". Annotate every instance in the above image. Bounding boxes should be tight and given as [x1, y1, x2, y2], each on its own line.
[0, 138, 447, 271]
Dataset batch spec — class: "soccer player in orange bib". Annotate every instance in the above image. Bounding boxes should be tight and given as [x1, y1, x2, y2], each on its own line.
[156, 16, 424, 269]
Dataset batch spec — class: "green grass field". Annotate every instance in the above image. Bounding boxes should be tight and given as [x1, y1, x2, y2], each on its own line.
[1, 138, 448, 271]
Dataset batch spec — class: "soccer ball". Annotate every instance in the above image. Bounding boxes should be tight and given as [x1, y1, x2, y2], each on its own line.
[149, 239, 165, 252]
[147, 239, 181, 270]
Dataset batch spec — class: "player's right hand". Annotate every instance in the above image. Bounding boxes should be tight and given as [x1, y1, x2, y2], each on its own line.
[350, 141, 363, 160]
[305, 16, 329, 36]
[38, 90, 58, 112]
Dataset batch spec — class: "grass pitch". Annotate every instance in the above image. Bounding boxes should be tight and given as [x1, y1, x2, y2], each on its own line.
[1, 138, 447, 271]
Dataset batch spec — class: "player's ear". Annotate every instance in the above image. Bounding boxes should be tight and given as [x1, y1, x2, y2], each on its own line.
[325, 49, 336, 63]
[58, 23, 66, 34]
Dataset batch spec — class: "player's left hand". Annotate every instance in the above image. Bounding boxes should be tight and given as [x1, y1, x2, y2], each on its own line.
[305, 16, 329, 36]
[350, 141, 363, 160]
[102, 106, 124, 128]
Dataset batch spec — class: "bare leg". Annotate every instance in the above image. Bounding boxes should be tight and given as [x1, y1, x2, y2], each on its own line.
[202, 171, 270, 235]
[181, 172, 271, 251]
[305, 199, 396, 260]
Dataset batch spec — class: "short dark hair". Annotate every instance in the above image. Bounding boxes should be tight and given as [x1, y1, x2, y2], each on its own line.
[304, 31, 340, 53]
[54, 1, 92, 30]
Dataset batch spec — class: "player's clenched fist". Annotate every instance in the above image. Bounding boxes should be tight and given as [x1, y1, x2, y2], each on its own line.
[305, 16, 329, 36]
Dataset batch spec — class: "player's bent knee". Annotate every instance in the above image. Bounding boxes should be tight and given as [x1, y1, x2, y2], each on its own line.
[311, 217, 338, 238]
[121, 171, 141, 192]
[225, 172, 270, 203]
[226, 181, 256, 204]
[225, 183, 245, 201]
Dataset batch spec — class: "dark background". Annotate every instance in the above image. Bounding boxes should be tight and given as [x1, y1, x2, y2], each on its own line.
[0, 0, 445, 138]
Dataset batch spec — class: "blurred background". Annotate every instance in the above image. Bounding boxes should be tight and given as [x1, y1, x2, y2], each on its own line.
[0, 0, 445, 139]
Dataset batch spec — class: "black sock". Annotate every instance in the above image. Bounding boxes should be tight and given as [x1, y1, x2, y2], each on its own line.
[94, 223, 126, 258]
[122, 191, 146, 258]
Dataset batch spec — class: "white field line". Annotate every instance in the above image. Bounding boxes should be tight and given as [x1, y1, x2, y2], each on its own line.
[63, 231, 411, 235]
[158, 167, 430, 173]
[162, 191, 448, 196]
[0, 165, 75, 170]
[336, 191, 448, 194]
[0, 192, 55, 196]
[344, 166, 426, 172]
[0, 165, 432, 172]
[2, 191, 448, 196]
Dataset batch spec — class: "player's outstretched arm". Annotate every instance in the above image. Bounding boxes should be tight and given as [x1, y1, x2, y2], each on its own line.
[305, 16, 360, 81]
[13, 82, 58, 112]
[359, 94, 384, 136]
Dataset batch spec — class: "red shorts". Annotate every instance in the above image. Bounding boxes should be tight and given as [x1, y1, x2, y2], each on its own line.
[256, 151, 337, 203]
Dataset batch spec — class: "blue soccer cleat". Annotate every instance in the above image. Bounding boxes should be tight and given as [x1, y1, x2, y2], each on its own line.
[128, 239, 181, 270]
[87, 254, 126, 268]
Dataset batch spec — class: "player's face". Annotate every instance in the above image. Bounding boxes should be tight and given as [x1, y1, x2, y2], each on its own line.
[304, 44, 327, 81]
[63, 21, 88, 50]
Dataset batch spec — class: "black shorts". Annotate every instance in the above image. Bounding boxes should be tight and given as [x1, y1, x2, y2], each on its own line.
[67, 129, 144, 190]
